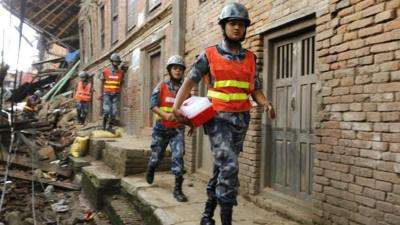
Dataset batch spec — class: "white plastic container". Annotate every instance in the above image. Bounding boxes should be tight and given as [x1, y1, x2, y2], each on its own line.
[181, 96, 216, 127]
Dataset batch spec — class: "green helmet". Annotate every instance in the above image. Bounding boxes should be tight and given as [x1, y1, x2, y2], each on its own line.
[218, 3, 251, 27]
[78, 71, 89, 78]
[166, 55, 185, 70]
[110, 53, 122, 62]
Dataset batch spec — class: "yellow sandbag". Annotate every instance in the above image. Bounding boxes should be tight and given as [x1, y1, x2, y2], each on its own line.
[91, 130, 122, 138]
[70, 136, 90, 157]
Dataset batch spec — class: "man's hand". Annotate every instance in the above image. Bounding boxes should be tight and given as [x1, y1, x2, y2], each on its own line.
[165, 113, 175, 121]
[263, 101, 276, 120]
[172, 108, 187, 122]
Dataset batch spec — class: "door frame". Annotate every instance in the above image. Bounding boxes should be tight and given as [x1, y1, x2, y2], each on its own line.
[260, 14, 316, 192]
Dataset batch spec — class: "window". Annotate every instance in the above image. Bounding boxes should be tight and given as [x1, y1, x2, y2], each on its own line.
[111, 0, 119, 44]
[99, 5, 105, 49]
[126, 0, 136, 31]
[148, 0, 161, 12]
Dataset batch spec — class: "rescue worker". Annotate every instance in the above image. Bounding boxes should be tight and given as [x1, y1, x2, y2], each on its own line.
[172, 3, 275, 225]
[74, 71, 93, 124]
[145, 55, 188, 202]
[22, 90, 42, 120]
[99, 53, 128, 131]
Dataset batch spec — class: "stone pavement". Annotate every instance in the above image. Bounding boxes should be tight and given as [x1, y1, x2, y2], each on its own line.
[121, 172, 300, 225]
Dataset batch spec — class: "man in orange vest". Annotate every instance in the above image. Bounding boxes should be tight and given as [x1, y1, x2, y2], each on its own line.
[22, 90, 42, 120]
[74, 71, 93, 124]
[99, 53, 128, 131]
[145, 55, 188, 202]
[172, 3, 275, 225]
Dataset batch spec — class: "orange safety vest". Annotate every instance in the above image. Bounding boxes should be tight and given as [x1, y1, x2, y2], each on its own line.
[204, 46, 255, 112]
[103, 67, 123, 93]
[24, 96, 36, 112]
[156, 82, 183, 128]
[75, 81, 92, 102]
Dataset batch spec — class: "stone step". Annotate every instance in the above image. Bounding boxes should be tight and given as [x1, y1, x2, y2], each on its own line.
[81, 164, 121, 209]
[103, 194, 145, 225]
[102, 135, 171, 176]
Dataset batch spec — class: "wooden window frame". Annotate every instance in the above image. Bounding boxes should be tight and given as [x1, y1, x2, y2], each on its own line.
[148, 0, 161, 13]
[126, 0, 136, 32]
[111, 0, 119, 45]
[98, 4, 105, 50]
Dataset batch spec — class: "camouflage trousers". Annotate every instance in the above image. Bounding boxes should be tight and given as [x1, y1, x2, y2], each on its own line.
[103, 92, 120, 117]
[148, 126, 185, 177]
[204, 118, 249, 207]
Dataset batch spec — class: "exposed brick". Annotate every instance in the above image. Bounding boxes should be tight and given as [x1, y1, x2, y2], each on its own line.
[354, 158, 377, 169]
[360, 149, 382, 159]
[362, 2, 385, 17]
[372, 141, 388, 151]
[381, 112, 400, 122]
[384, 213, 400, 225]
[374, 171, 400, 184]
[349, 183, 363, 194]
[370, 42, 399, 53]
[366, 112, 381, 122]
[381, 61, 400, 72]
[372, 72, 390, 83]
[375, 180, 392, 192]
[343, 112, 366, 121]
[348, 17, 374, 31]
[353, 123, 373, 131]
[359, 24, 383, 38]
[355, 194, 376, 207]
[351, 166, 373, 177]
[363, 187, 386, 200]
[377, 201, 393, 213]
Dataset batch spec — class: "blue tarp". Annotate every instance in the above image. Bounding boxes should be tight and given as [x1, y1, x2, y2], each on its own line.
[65, 49, 80, 63]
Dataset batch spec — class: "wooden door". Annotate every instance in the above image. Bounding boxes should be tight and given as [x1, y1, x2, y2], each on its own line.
[270, 32, 316, 200]
[144, 51, 161, 127]
[196, 80, 213, 175]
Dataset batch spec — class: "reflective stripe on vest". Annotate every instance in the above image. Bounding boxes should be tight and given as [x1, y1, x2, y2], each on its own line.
[103, 67, 123, 93]
[204, 46, 255, 112]
[207, 90, 249, 101]
[155, 82, 182, 128]
[75, 81, 92, 102]
[24, 105, 34, 112]
[213, 80, 250, 89]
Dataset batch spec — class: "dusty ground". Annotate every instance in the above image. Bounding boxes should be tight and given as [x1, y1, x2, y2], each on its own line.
[0, 178, 109, 225]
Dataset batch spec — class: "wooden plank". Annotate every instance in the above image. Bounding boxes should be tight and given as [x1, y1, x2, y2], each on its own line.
[0, 152, 72, 178]
[42, 0, 76, 29]
[36, 0, 69, 25]
[30, 0, 58, 21]
[0, 170, 80, 190]
[56, 15, 78, 38]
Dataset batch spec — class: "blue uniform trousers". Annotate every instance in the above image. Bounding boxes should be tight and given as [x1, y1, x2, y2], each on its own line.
[204, 118, 248, 207]
[148, 125, 185, 177]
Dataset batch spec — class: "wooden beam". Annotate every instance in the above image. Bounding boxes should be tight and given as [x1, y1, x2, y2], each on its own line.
[47, 34, 79, 45]
[30, 0, 58, 21]
[36, 0, 69, 25]
[0, 170, 80, 190]
[56, 15, 78, 38]
[0, 152, 73, 178]
[42, 0, 76, 29]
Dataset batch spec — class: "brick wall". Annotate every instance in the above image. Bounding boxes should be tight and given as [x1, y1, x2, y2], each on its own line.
[313, 0, 400, 224]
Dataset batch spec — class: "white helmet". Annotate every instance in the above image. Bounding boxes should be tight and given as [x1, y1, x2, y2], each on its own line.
[33, 90, 42, 97]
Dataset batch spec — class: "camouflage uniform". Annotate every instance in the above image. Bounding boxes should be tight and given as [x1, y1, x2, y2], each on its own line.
[188, 40, 261, 207]
[148, 80, 185, 177]
[100, 65, 122, 118]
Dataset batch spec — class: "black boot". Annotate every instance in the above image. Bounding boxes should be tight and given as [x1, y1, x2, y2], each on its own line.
[107, 116, 114, 132]
[145, 166, 155, 184]
[220, 207, 233, 225]
[200, 198, 217, 225]
[173, 176, 188, 202]
[102, 115, 108, 130]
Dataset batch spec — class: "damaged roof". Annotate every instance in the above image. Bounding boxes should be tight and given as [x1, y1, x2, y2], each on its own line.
[0, 0, 80, 49]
